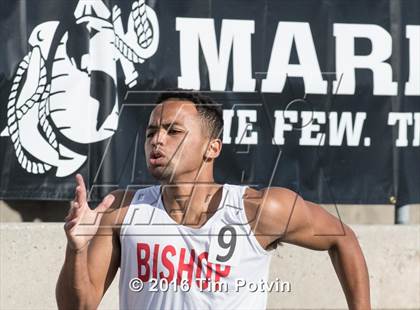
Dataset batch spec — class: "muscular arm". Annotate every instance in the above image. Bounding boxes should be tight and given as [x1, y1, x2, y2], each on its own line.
[255, 187, 371, 310]
[56, 189, 129, 310]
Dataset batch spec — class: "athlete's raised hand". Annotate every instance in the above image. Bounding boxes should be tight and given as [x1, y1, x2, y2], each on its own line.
[64, 173, 115, 252]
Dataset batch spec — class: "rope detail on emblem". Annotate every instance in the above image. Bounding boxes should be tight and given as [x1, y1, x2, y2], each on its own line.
[6, 49, 53, 174]
[114, 0, 156, 63]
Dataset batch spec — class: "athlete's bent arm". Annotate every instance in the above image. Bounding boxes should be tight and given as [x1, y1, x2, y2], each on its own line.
[55, 175, 124, 310]
[56, 212, 120, 309]
[259, 188, 371, 310]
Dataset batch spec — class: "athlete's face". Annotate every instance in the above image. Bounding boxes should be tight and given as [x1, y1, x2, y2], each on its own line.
[144, 100, 211, 182]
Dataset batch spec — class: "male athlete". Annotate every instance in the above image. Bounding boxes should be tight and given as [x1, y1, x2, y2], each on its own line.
[56, 91, 371, 309]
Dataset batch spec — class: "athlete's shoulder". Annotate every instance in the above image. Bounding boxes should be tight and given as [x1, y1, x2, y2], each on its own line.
[242, 186, 305, 238]
[243, 185, 303, 211]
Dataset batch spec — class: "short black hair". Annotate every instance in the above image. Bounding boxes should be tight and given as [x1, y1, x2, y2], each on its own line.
[155, 90, 223, 139]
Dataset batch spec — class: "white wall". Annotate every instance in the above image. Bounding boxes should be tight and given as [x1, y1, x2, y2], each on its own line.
[0, 224, 419, 309]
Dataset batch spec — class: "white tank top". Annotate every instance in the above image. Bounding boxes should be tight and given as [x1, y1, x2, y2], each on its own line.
[119, 183, 273, 310]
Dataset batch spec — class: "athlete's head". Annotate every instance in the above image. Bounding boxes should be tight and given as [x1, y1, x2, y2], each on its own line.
[144, 90, 223, 183]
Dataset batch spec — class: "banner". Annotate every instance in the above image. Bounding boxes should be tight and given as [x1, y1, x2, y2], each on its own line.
[0, 0, 419, 204]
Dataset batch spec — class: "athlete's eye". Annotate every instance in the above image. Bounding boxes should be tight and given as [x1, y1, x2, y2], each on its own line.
[168, 128, 182, 135]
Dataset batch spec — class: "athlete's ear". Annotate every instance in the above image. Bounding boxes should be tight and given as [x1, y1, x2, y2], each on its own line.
[204, 138, 222, 161]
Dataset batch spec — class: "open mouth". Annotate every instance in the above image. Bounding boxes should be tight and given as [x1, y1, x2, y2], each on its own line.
[149, 151, 165, 166]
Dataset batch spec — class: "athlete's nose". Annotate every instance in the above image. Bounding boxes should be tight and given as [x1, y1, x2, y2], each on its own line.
[150, 128, 166, 147]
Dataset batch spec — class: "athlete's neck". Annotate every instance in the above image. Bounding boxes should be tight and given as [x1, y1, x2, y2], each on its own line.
[159, 180, 223, 228]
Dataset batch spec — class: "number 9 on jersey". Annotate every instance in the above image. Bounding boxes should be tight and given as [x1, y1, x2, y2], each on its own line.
[208, 224, 241, 266]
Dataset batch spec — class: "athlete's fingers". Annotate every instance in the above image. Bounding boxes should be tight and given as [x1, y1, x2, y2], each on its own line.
[95, 194, 116, 214]
[65, 201, 76, 219]
[69, 193, 79, 212]
[74, 186, 86, 206]
[64, 218, 78, 231]
[64, 211, 74, 222]
[65, 202, 83, 222]
[73, 187, 79, 205]
[75, 186, 90, 211]
[69, 200, 81, 211]
[75, 174, 88, 203]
